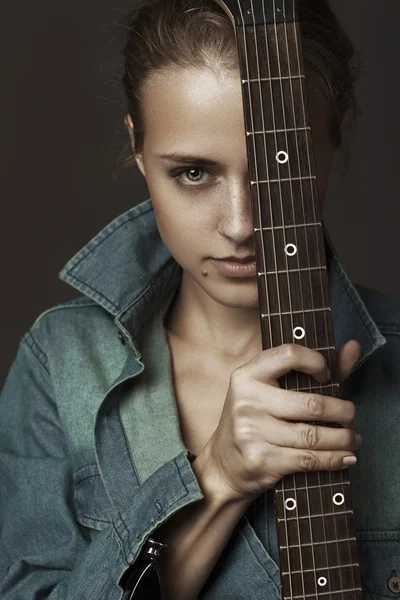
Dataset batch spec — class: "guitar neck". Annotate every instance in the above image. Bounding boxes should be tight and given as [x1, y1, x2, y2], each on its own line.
[213, 1, 363, 598]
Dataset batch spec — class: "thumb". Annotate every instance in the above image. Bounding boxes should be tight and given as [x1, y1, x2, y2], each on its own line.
[336, 339, 362, 383]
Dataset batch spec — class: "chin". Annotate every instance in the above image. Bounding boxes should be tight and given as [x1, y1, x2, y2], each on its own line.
[206, 282, 260, 310]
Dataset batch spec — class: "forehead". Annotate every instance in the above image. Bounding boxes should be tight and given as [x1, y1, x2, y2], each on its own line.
[141, 66, 331, 153]
[142, 68, 245, 148]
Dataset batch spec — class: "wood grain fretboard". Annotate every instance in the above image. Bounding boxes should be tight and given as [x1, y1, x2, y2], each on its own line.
[213, 1, 363, 598]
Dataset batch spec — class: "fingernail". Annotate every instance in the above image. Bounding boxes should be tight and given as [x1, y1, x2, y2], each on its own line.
[343, 456, 357, 467]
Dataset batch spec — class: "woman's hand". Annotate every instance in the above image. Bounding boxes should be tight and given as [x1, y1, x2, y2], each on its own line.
[206, 340, 362, 503]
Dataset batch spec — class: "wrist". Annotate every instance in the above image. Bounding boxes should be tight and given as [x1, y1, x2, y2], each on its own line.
[190, 439, 254, 511]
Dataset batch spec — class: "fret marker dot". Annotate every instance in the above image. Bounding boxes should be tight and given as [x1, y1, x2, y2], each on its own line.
[284, 498, 296, 511]
[333, 493, 345, 506]
[293, 327, 305, 340]
[284, 244, 297, 256]
[318, 577, 327, 587]
[276, 151, 289, 164]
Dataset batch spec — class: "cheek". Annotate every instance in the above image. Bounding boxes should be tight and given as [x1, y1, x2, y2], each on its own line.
[150, 194, 211, 265]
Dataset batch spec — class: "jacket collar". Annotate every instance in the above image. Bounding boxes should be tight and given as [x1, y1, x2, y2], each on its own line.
[59, 198, 386, 370]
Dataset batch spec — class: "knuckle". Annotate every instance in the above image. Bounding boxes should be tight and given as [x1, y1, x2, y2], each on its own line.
[277, 343, 297, 362]
[300, 451, 318, 471]
[232, 396, 253, 418]
[303, 394, 324, 418]
[301, 424, 318, 449]
[244, 446, 262, 471]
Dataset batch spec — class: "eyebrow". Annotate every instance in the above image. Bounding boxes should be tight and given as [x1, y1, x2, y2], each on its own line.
[156, 153, 218, 166]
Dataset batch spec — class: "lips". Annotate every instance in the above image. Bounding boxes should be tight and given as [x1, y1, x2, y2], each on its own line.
[217, 256, 255, 263]
[212, 258, 257, 278]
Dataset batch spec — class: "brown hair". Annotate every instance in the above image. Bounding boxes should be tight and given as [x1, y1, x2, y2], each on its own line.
[116, 0, 361, 172]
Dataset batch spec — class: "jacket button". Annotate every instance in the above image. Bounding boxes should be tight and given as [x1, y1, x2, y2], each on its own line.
[118, 331, 126, 346]
[388, 577, 400, 593]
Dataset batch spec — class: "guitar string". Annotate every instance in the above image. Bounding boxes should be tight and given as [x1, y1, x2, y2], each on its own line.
[279, 4, 324, 596]
[258, 1, 307, 594]
[282, 10, 336, 596]
[237, 2, 356, 598]
[267, 1, 310, 596]
[292, 5, 356, 598]
[290, 10, 344, 599]
[237, 2, 294, 596]
[252, 0, 309, 595]
[246, 1, 352, 597]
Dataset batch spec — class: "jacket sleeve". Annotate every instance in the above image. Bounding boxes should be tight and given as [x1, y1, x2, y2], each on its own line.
[0, 332, 204, 599]
[0, 333, 129, 599]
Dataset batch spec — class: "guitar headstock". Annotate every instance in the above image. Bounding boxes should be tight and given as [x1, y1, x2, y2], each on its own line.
[213, 0, 297, 27]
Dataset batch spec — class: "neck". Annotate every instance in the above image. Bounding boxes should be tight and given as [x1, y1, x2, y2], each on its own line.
[164, 270, 263, 361]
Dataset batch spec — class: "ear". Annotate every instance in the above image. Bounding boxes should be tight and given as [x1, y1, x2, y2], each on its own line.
[124, 114, 146, 177]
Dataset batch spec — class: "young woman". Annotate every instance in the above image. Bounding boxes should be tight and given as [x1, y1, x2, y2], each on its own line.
[1, 1, 399, 599]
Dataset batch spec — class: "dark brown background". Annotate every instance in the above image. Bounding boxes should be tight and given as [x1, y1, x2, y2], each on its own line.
[1, 1, 399, 386]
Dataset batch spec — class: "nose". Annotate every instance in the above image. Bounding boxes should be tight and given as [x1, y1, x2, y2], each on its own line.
[217, 186, 255, 247]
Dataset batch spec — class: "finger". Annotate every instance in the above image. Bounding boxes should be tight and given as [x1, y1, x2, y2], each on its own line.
[264, 417, 361, 452]
[247, 344, 330, 384]
[249, 378, 356, 428]
[337, 339, 362, 383]
[273, 447, 357, 478]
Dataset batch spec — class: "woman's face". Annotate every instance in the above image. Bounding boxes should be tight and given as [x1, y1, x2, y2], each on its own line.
[128, 66, 340, 309]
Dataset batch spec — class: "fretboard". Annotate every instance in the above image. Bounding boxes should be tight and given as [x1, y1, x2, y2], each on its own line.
[229, 6, 362, 600]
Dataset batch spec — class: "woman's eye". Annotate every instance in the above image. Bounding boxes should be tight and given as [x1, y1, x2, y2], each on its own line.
[170, 167, 212, 187]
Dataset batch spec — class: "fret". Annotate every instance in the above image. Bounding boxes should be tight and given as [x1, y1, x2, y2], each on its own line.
[247, 126, 311, 135]
[282, 562, 360, 576]
[254, 222, 321, 231]
[260, 314, 336, 354]
[277, 524, 359, 574]
[277, 504, 356, 542]
[242, 75, 305, 83]
[276, 481, 350, 494]
[242, 77, 307, 130]
[280, 536, 357, 550]
[286, 383, 341, 391]
[255, 225, 327, 275]
[285, 588, 362, 599]
[260, 307, 330, 316]
[249, 128, 314, 182]
[258, 267, 327, 277]
[250, 179, 318, 230]
[251, 176, 316, 184]
[305, 346, 335, 352]
[277, 510, 353, 523]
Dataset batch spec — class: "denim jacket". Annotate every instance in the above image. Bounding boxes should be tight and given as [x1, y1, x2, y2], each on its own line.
[1, 197, 399, 600]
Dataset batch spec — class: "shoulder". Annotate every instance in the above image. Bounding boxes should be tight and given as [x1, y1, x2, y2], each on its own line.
[21, 296, 123, 378]
[25, 296, 116, 342]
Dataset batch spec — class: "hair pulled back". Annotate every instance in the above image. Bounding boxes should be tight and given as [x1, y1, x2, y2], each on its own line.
[117, 0, 360, 169]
